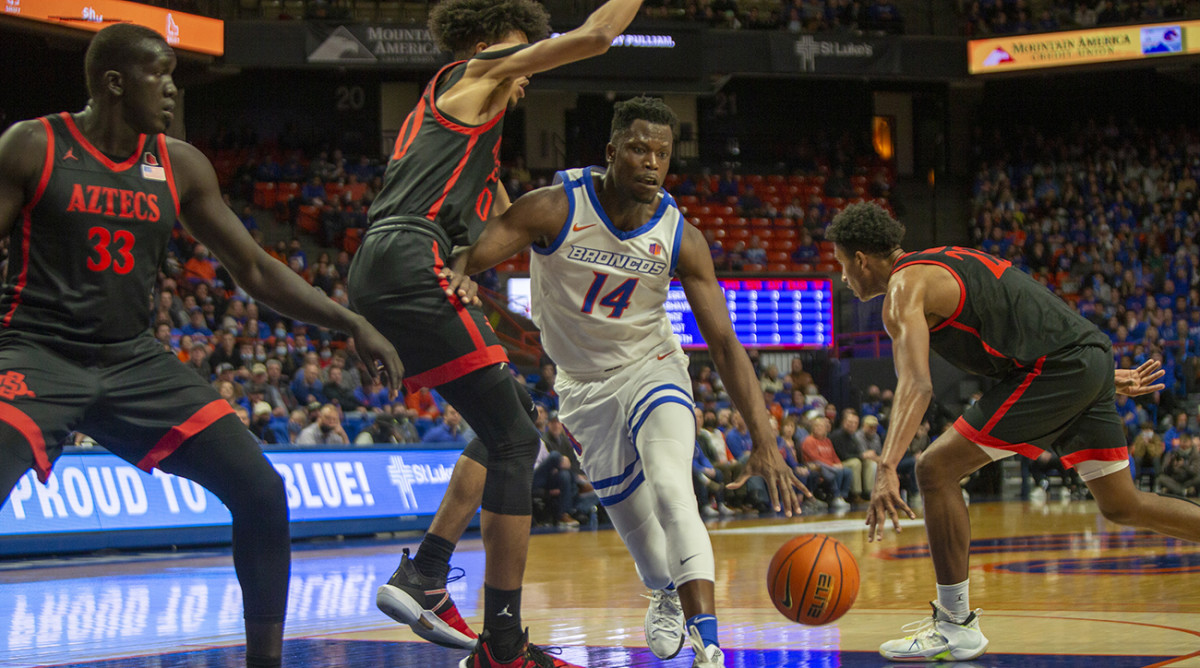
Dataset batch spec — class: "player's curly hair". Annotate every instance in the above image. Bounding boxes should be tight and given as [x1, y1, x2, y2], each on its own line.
[611, 96, 679, 141]
[826, 202, 906, 256]
[428, 0, 551, 59]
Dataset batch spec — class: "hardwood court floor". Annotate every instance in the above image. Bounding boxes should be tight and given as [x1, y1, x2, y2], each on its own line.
[3, 498, 1199, 667]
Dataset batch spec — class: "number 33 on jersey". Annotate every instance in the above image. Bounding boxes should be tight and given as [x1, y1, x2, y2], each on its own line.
[1, 113, 176, 343]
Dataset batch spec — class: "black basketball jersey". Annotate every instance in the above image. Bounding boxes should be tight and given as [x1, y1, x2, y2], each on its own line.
[892, 246, 1111, 378]
[368, 45, 525, 247]
[0, 113, 177, 343]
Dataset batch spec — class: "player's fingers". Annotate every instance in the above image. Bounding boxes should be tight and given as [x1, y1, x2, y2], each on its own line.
[778, 476, 799, 516]
[382, 354, 404, 399]
[766, 477, 782, 513]
[725, 473, 747, 491]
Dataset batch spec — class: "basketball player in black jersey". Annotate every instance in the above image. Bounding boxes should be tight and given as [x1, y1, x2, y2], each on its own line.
[827, 203, 1200, 662]
[0, 24, 408, 668]
[347, 1, 645, 666]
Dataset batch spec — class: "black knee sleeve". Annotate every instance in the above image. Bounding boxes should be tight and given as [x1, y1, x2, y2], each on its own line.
[160, 415, 289, 623]
[437, 366, 541, 516]
[463, 437, 488, 466]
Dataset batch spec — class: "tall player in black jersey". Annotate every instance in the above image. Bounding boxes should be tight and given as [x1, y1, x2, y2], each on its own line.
[827, 203, 1200, 662]
[347, 1, 645, 667]
[0, 24, 406, 668]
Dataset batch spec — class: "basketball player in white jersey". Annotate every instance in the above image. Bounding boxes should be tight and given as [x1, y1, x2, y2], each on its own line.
[402, 96, 807, 667]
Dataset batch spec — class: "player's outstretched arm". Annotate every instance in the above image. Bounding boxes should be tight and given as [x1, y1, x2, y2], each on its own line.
[1115, 359, 1165, 397]
[167, 139, 404, 395]
[484, 0, 646, 79]
[676, 223, 808, 517]
[866, 272, 932, 542]
[461, 184, 569, 275]
[0, 120, 50, 240]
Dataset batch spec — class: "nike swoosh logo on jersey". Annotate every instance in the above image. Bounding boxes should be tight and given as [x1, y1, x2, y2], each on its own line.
[680, 553, 700, 566]
[657, 351, 674, 360]
[572, 223, 597, 232]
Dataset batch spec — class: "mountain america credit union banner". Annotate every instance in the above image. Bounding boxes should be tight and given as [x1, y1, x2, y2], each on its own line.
[768, 32, 900, 75]
[0, 448, 460, 537]
[306, 24, 447, 67]
[969, 20, 1200, 74]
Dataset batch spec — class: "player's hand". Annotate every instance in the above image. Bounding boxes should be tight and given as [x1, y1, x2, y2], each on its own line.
[1115, 359, 1165, 397]
[348, 316, 404, 400]
[439, 267, 481, 306]
[865, 466, 915, 542]
[729, 445, 809, 517]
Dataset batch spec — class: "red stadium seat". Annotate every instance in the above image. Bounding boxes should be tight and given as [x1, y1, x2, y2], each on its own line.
[816, 262, 839, 273]
[727, 228, 752, 241]
[297, 205, 320, 235]
[767, 251, 790, 263]
[342, 228, 363, 254]
[767, 263, 790, 273]
[793, 263, 814, 272]
[742, 263, 765, 273]
[253, 181, 277, 209]
[770, 239, 797, 252]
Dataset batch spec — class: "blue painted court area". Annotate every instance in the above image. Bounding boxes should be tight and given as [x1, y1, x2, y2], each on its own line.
[37, 640, 1176, 668]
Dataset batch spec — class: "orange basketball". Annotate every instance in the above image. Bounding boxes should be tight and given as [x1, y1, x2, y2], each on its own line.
[766, 534, 859, 625]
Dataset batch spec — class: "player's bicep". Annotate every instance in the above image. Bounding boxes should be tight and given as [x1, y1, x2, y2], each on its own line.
[0, 121, 49, 239]
[170, 141, 259, 273]
[465, 187, 566, 274]
[883, 279, 932, 384]
[678, 225, 734, 345]
[484, 31, 612, 80]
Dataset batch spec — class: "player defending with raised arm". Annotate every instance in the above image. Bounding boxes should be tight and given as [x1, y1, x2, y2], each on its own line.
[826, 202, 1200, 662]
[0, 24, 405, 668]
[347, 1, 647, 667]
[434, 97, 806, 668]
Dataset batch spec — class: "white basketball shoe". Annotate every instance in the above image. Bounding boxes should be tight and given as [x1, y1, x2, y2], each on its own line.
[643, 588, 685, 659]
[879, 601, 989, 662]
[688, 625, 725, 668]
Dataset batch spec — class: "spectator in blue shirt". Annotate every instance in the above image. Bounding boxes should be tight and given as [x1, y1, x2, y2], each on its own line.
[422, 405, 470, 445]
[290, 362, 326, 406]
[724, 411, 752, 462]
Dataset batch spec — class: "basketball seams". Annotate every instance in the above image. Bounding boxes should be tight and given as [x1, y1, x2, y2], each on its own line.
[768, 534, 818, 616]
[768, 534, 859, 626]
[796, 536, 828, 623]
[824, 542, 846, 625]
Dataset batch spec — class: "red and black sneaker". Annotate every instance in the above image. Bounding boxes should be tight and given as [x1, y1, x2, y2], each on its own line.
[376, 548, 477, 649]
[458, 629, 583, 668]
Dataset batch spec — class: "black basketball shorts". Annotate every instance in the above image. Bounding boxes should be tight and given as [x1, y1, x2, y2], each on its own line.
[347, 228, 509, 393]
[954, 344, 1127, 473]
[0, 331, 234, 483]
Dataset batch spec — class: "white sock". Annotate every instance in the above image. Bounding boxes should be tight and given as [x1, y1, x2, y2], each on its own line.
[936, 579, 970, 623]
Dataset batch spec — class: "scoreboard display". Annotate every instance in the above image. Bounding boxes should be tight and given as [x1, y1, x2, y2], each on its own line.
[669, 278, 834, 349]
[507, 277, 834, 350]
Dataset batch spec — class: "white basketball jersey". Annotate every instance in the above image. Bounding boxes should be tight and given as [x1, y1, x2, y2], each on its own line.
[530, 166, 685, 378]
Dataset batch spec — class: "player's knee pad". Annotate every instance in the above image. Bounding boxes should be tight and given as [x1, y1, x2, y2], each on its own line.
[480, 416, 540, 516]
[481, 435, 539, 515]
